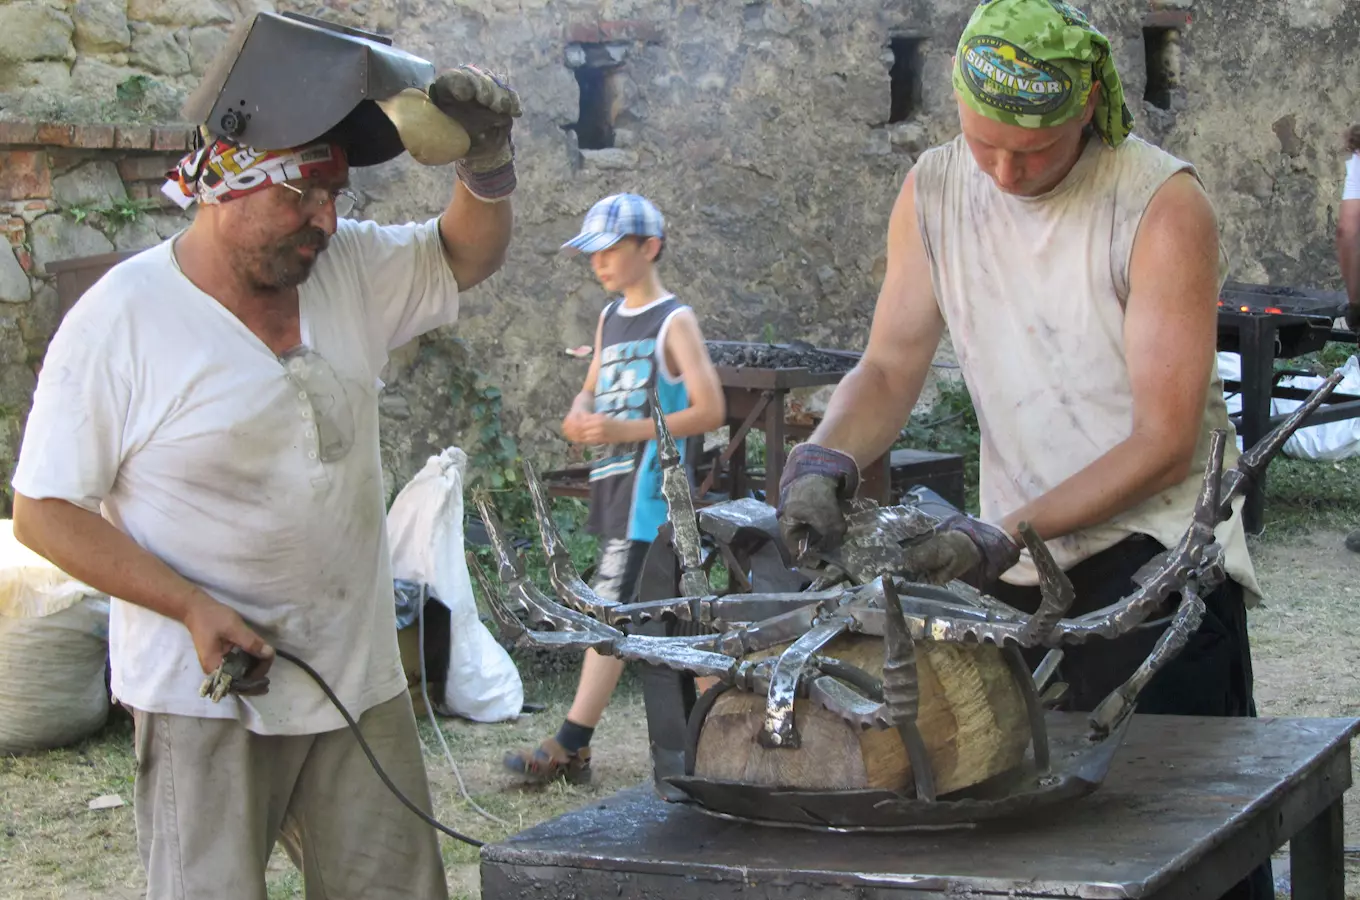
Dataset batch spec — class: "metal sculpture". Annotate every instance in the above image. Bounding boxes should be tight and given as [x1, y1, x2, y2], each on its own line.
[471, 374, 1341, 831]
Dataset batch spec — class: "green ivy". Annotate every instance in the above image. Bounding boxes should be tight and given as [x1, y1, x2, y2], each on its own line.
[444, 348, 532, 528]
[63, 198, 158, 235]
[115, 75, 154, 106]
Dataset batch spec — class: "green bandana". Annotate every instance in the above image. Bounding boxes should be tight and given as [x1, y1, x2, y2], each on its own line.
[951, 0, 1133, 147]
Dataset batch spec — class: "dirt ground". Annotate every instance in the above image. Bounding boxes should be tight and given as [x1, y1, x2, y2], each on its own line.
[1, 529, 1357, 900]
[1244, 529, 1360, 896]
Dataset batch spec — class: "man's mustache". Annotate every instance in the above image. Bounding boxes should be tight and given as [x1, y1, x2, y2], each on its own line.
[281, 228, 328, 254]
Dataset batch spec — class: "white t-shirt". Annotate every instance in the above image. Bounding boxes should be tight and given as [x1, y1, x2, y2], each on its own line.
[1345, 153, 1360, 201]
[12, 216, 460, 735]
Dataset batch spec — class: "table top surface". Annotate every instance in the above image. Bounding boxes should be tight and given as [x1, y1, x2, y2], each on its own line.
[482, 713, 1359, 898]
[715, 365, 851, 391]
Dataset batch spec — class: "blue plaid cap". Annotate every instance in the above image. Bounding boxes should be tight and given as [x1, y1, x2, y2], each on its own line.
[561, 193, 665, 255]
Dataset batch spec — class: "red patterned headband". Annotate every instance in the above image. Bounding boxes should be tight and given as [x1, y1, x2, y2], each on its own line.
[162, 138, 346, 210]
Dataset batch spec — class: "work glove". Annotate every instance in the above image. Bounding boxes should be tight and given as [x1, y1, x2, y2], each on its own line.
[901, 513, 1020, 589]
[429, 64, 523, 201]
[777, 443, 861, 555]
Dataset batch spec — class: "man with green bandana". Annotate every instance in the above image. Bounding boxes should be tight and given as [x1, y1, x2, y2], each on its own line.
[779, 6, 1268, 894]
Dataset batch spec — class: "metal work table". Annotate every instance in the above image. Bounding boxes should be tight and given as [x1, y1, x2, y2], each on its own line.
[1216, 281, 1359, 534]
[703, 361, 849, 503]
[481, 713, 1357, 900]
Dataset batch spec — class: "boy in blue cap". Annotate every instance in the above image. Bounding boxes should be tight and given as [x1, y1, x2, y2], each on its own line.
[504, 193, 725, 783]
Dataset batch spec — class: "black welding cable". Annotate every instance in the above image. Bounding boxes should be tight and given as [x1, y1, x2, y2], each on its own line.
[270, 648, 486, 848]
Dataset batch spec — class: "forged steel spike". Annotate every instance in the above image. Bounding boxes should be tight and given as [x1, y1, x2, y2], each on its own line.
[606, 633, 743, 680]
[934, 580, 1028, 618]
[1217, 371, 1342, 520]
[522, 458, 619, 618]
[1088, 589, 1207, 738]
[806, 675, 894, 730]
[1016, 521, 1075, 646]
[1032, 649, 1064, 693]
[1193, 430, 1227, 544]
[1002, 645, 1050, 771]
[649, 385, 711, 598]
[813, 656, 884, 701]
[467, 550, 531, 643]
[473, 492, 635, 647]
[515, 580, 627, 642]
[880, 577, 937, 802]
[758, 616, 854, 749]
[717, 603, 823, 658]
[474, 493, 526, 587]
[465, 544, 614, 650]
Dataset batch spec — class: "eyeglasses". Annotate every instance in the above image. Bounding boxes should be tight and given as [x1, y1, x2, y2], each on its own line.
[279, 182, 359, 218]
[278, 346, 355, 464]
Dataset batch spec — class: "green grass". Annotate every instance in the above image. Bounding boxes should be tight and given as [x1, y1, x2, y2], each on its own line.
[1257, 456, 1360, 537]
[1253, 343, 1360, 536]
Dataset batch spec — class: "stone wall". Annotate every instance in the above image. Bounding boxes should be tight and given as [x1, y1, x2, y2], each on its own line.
[1, 0, 1358, 504]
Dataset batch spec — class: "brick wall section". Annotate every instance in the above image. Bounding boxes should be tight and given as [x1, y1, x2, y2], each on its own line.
[565, 19, 664, 44]
[0, 120, 194, 151]
[1, 120, 194, 208]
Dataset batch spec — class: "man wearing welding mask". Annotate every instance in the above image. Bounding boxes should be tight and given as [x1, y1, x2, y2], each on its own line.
[779, 4, 1267, 896]
[8, 23, 519, 900]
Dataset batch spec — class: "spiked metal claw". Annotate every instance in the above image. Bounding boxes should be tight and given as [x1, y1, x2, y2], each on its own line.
[467, 376, 1338, 828]
[1217, 371, 1341, 520]
[759, 616, 854, 749]
[1088, 590, 1207, 737]
[1016, 521, 1075, 646]
[648, 385, 711, 598]
[881, 577, 937, 801]
[522, 458, 621, 619]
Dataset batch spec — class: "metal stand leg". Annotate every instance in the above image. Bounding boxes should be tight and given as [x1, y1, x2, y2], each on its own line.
[1238, 320, 1276, 534]
[635, 535, 695, 802]
[1290, 798, 1344, 900]
[763, 389, 787, 504]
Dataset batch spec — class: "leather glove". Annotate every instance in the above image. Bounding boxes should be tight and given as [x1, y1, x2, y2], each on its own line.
[429, 64, 523, 201]
[901, 514, 1021, 588]
[777, 444, 860, 554]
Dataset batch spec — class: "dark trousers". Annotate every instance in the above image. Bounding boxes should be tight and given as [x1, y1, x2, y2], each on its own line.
[990, 535, 1273, 900]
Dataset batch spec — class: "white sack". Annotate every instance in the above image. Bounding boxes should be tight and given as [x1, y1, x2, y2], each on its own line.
[1219, 352, 1360, 461]
[0, 521, 110, 754]
[387, 448, 523, 723]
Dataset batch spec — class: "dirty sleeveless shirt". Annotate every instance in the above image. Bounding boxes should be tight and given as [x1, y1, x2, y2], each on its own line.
[912, 133, 1261, 605]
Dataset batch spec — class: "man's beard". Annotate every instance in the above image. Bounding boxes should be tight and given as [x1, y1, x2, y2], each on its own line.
[246, 227, 329, 292]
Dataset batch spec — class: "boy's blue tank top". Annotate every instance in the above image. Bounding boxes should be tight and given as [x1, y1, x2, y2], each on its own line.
[586, 294, 695, 543]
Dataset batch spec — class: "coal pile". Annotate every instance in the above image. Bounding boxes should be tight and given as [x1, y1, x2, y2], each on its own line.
[706, 341, 859, 373]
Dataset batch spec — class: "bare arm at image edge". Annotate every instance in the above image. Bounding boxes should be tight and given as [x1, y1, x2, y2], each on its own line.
[1338, 154, 1360, 312]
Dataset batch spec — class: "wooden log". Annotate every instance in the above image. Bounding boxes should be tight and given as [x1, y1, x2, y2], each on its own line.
[693, 634, 1032, 795]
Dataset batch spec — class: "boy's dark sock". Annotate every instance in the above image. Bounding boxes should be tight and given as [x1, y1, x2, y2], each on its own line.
[555, 719, 595, 754]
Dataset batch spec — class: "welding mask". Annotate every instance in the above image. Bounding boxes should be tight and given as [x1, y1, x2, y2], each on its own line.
[182, 12, 469, 167]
